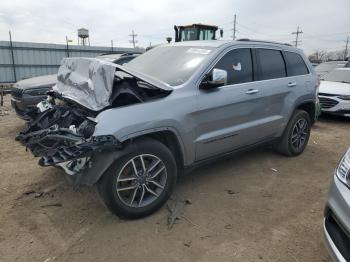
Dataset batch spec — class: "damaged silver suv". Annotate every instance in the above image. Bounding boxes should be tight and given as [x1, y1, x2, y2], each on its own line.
[17, 40, 319, 218]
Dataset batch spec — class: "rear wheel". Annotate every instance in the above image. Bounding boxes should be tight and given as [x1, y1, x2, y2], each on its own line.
[274, 110, 311, 156]
[97, 138, 177, 219]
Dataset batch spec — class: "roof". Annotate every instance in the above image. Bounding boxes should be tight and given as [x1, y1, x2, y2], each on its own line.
[168, 40, 300, 51]
[169, 40, 231, 48]
[333, 67, 350, 71]
[178, 23, 218, 29]
[322, 61, 348, 64]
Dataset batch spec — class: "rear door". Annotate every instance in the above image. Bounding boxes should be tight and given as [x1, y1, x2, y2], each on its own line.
[254, 48, 291, 135]
[194, 48, 269, 160]
[283, 50, 312, 96]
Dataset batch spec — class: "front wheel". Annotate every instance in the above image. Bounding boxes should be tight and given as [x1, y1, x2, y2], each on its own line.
[97, 138, 177, 219]
[274, 110, 311, 156]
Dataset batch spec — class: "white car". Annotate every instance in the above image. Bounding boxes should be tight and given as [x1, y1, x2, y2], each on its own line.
[315, 61, 348, 77]
[319, 68, 350, 117]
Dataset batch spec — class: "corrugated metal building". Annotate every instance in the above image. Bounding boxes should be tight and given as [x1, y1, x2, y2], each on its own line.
[0, 41, 143, 83]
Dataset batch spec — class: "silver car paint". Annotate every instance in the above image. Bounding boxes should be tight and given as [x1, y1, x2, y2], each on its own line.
[324, 176, 350, 262]
[93, 41, 317, 167]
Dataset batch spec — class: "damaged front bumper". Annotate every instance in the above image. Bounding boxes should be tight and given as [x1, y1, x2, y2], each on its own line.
[39, 135, 122, 166]
[16, 98, 123, 184]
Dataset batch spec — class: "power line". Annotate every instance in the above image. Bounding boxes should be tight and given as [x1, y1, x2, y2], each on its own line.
[129, 30, 138, 48]
[292, 26, 303, 47]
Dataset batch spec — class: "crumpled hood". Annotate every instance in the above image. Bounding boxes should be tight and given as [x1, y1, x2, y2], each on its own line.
[53, 58, 116, 111]
[319, 80, 350, 95]
[53, 57, 172, 111]
[16, 74, 57, 90]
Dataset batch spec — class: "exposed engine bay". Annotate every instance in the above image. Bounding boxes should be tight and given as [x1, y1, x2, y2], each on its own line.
[16, 57, 171, 179]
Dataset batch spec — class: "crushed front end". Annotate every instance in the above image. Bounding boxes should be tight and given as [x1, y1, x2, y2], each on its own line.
[16, 94, 122, 177]
[16, 57, 171, 184]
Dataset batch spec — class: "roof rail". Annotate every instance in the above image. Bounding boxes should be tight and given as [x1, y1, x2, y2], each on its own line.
[236, 38, 292, 47]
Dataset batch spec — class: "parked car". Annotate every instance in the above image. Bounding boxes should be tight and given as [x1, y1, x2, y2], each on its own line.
[324, 147, 350, 262]
[11, 53, 140, 120]
[315, 61, 348, 77]
[318, 68, 350, 117]
[16, 40, 318, 218]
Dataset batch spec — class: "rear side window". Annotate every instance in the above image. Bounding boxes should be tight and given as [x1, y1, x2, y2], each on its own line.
[284, 51, 309, 76]
[257, 49, 286, 80]
[214, 48, 253, 85]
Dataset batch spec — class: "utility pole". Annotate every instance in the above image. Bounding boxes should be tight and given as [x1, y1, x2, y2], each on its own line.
[129, 30, 138, 48]
[344, 35, 349, 60]
[232, 14, 237, 40]
[65, 36, 72, 57]
[9, 31, 17, 82]
[111, 40, 114, 53]
[292, 26, 303, 47]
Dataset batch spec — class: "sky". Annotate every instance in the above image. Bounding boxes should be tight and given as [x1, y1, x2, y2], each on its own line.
[0, 0, 349, 54]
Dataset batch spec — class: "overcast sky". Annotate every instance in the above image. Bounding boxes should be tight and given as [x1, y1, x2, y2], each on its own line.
[0, 0, 349, 54]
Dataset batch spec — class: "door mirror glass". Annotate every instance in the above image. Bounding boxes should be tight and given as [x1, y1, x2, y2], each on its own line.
[200, 68, 227, 89]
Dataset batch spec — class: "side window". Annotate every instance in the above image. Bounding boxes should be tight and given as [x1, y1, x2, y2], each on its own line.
[257, 49, 286, 80]
[284, 51, 309, 76]
[214, 48, 253, 85]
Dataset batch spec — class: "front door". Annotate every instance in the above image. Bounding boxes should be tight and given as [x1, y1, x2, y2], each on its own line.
[194, 48, 269, 161]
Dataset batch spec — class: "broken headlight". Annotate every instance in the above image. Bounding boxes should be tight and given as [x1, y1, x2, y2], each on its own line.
[336, 148, 350, 187]
[77, 120, 96, 138]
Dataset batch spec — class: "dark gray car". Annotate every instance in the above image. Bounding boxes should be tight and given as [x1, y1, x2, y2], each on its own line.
[17, 40, 319, 218]
[11, 53, 139, 119]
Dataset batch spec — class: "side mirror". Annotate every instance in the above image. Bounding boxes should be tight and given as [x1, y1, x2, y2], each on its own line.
[200, 68, 227, 89]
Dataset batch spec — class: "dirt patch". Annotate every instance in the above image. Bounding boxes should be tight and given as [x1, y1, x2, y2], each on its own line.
[0, 95, 349, 261]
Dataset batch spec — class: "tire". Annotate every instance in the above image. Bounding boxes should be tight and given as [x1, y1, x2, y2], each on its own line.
[274, 110, 311, 156]
[97, 138, 177, 219]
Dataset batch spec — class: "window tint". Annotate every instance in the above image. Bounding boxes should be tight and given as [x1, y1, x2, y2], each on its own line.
[257, 49, 286, 80]
[214, 48, 253, 85]
[284, 51, 309, 76]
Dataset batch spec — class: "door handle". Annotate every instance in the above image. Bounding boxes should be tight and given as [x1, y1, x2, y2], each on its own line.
[287, 82, 297, 87]
[245, 89, 259, 94]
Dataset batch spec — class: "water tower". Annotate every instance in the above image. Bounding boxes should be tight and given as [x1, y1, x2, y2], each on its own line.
[78, 28, 90, 46]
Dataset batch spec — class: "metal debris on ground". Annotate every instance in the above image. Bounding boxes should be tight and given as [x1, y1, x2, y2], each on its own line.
[40, 203, 62, 208]
[224, 224, 233, 229]
[183, 241, 192, 247]
[24, 190, 45, 198]
[166, 198, 191, 229]
[225, 189, 239, 195]
[0, 107, 9, 116]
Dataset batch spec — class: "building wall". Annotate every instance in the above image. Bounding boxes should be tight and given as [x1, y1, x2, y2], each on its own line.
[0, 41, 143, 83]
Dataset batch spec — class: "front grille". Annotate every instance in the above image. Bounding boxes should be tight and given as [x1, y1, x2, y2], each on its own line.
[325, 211, 350, 261]
[319, 97, 339, 109]
[11, 87, 24, 99]
[318, 93, 338, 97]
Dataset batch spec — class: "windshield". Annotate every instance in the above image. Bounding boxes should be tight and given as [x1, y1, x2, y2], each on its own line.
[125, 46, 214, 86]
[323, 69, 350, 84]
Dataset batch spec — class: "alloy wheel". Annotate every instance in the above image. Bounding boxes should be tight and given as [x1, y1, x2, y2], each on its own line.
[116, 154, 167, 208]
[291, 118, 309, 150]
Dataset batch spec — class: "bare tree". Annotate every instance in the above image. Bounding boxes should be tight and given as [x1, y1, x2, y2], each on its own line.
[309, 49, 345, 63]
[308, 50, 327, 63]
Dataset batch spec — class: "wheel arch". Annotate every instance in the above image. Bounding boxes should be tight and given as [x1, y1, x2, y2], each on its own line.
[296, 100, 316, 124]
[121, 128, 186, 175]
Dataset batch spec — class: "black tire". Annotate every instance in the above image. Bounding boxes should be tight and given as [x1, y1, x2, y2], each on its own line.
[274, 110, 311, 156]
[97, 138, 177, 219]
